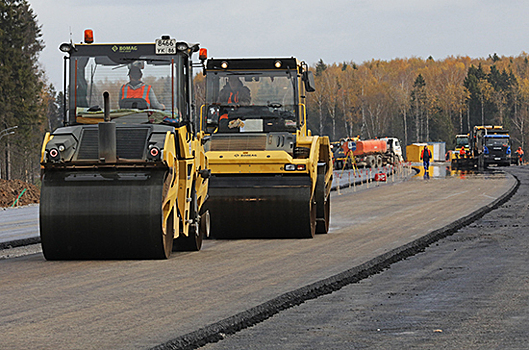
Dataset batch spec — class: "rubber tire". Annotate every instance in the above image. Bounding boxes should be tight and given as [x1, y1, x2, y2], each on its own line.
[173, 182, 203, 251]
[316, 195, 330, 234]
[200, 210, 211, 239]
[306, 200, 316, 238]
[376, 155, 383, 168]
[366, 156, 375, 168]
[315, 166, 330, 234]
[162, 210, 174, 258]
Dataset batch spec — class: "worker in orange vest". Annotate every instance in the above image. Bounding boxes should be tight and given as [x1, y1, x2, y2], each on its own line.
[218, 76, 251, 106]
[119, 64, 165, 110]
[420, 145, 432, 176]
[515, 146, 524, 165]
[217, 76, 251, 131]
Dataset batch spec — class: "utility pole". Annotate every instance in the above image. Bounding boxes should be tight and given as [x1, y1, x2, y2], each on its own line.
[0, 126, 18, 180]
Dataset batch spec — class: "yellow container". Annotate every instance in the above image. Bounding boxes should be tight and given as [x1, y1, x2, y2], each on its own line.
[406, 143, 434, 162]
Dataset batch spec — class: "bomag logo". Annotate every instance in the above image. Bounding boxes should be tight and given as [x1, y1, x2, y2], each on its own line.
[234, 153, 258, 157]
[111, 45, 138, 53]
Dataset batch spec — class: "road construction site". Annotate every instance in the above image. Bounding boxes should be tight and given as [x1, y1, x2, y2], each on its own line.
[0, 165, 522, 349]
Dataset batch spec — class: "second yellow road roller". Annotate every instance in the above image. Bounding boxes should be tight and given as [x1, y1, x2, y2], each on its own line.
[200, 57, 332, 238]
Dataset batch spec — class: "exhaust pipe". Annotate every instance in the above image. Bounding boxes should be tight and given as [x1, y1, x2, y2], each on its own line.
[99, 91, 117, 163]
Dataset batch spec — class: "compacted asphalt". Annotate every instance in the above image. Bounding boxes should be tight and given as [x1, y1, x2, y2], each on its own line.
[0, 165, 518, 350]
[201, 166, 529, 350]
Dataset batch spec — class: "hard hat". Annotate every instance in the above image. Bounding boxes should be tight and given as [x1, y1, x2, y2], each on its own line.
[128, 65, 143, 78]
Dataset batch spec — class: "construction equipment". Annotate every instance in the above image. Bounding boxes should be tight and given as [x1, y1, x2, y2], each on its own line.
[332, 141, 351, 170]
[449, 134, 472, 168]
[450, 126, 511, 169]
[340, 137, 402, 168]
[39, 31, 210, 259]
[200, 57, 332, 238]
[470, 125, 511, 167]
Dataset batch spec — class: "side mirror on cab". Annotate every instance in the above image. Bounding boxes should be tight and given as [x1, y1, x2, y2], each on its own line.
[302, 71, 316, 92]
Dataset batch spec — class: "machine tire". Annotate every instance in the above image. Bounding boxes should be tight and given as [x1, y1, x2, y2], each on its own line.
[173, 182, 203, 251]
[316, 196, 330, 234]
[366, 156, 375, 168]
[305, 200, 316, 238]
[162, 210, 175, 258]
[200, 210, 211, 239]
[376, 155, 383, 168]
[316, 165, 330, 234]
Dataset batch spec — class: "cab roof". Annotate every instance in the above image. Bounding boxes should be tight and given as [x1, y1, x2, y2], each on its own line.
[206, 58, 299, 70]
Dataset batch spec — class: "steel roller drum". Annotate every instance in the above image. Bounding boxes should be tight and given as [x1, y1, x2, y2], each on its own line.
[207, 175, 314, 239]
[40, 168, 169, 259]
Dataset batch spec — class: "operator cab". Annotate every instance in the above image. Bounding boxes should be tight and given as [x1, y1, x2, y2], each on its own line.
[60, 32, 197, 127]
[202, 58, 314, 135]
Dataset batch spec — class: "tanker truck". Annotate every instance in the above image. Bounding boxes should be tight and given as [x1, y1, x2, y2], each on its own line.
[338, 137, 403, 168]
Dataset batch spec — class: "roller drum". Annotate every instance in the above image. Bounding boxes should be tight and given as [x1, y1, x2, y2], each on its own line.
[207, 175, 314, 239]
[40, 169, 169, 260]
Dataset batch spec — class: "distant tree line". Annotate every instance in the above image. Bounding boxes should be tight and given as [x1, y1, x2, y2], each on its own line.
[306, 54, 529, 152]
[2, 0, 529, 183]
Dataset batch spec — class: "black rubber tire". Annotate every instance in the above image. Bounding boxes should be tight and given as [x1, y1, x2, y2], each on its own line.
[163, 210, 174, 258]
[200, 210, 210, 239]
[306, 200, 316, 238]
[364, 156, 372, 168]
[376, 155, 383, 168]
[315, 166, 330, 234]
[316, 195, 330, 234]
[173, 182, 203, 251]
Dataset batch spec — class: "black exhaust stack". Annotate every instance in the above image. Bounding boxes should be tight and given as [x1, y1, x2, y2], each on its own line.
[99, 91, 117, 163]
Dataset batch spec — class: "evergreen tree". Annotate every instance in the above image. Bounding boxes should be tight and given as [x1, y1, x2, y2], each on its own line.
[315, 59, 327, 77]
[0, 0, 45, 180]
[410, 74, 427, 142]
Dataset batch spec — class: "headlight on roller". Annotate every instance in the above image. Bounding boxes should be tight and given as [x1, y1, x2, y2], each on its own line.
[148, 146, 161, 161]
[284, 164, 306, 171]
[48, 148, 60, 162]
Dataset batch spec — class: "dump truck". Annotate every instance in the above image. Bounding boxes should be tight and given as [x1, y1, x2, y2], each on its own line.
[39, 31, 211, 259]
[200, 57, 332, 238]
[470, 125, 511, 168]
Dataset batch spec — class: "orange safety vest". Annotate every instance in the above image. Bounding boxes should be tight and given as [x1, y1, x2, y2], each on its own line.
[121, 84, 151, 106]
[228, 91, 239, 104]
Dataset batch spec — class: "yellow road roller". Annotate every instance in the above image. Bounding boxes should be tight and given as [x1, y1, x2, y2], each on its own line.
[200, 57, 332, 238]
[40, 31, 210, 259]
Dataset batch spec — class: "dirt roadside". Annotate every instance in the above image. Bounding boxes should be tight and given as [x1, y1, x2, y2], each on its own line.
[0, 179, 40, 207]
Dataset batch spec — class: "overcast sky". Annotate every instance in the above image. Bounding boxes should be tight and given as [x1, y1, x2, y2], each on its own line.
[29, 0, 529, 89]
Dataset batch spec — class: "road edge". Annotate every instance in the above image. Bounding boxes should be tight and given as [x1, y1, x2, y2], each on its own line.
[152, 172, 519, 350]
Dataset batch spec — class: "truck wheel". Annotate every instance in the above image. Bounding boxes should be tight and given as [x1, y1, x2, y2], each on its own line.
[366, 156, 375, 168]
[376, 155, 383, 168]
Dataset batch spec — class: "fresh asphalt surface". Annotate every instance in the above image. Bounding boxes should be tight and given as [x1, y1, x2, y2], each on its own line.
[0, 164, 519, 349]
[0, 164, 398, 248]
[201, 166, 529, 350]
